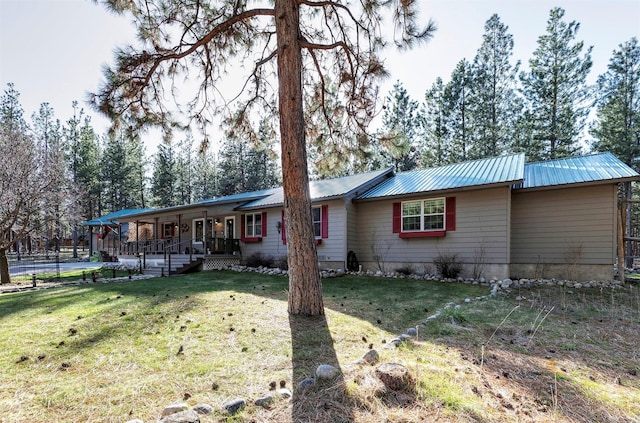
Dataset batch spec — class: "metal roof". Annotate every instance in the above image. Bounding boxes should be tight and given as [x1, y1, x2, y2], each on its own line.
[83, 208, 155, 226]
[239, 168, 393, 209]
[357, 154, 525, 200]
[196, 188, 278, 206]
[514, 152, 640, 190]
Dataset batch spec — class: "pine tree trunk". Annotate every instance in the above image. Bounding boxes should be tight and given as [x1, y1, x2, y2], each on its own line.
[275, 0, 324, 316]
[0, 248, 10, 285]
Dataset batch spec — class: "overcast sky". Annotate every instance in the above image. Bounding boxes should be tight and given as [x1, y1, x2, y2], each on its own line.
[1, 0, 639, 152]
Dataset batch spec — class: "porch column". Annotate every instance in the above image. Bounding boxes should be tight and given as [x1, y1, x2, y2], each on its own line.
[203, 210, 209, 254]
[177, 214, 182, 251]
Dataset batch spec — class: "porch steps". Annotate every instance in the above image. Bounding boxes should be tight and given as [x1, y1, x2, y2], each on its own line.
[141, 254, 203, 276]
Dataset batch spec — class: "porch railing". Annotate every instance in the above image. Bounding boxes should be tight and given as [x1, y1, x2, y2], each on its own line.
[119, 237, 241, 256]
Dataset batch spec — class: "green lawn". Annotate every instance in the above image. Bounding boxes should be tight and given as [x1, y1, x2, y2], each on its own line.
[0, 271, 638, 422]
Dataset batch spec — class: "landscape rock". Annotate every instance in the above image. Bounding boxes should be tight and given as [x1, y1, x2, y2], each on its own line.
[277, 388, 293, 399]
[316, 364, 340, 380]
[360, 349, 380, 365]
[161, 403, 189, 417]
[192, 404, 214, 415]
[255, 395, 273, 408]
[406, 327, 418, 337]
[221, 398, 246, 415]
[375, 362, 415, 391]
[158, 409, 200, 423]
[298, 377, 316, 389]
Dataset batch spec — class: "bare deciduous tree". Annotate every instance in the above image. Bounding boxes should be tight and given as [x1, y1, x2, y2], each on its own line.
[0, 85, 56, 283]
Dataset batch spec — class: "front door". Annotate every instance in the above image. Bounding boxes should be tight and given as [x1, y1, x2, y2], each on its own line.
[225, 216, 235, 254]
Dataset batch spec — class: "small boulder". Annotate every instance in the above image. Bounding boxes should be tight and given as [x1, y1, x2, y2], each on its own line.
[255, 395, 273, 408]
[221, 398, 245, 415]
[375, 362, 415, 391]
[161, 403, 189, 417]
[192, 404, 214, 415]
[277, 388, 293, 399]
[158, 410, 200, 423]
[360, 349, 379, 365]
[315, 364, 340, 380]
[298, 377, 316, 390]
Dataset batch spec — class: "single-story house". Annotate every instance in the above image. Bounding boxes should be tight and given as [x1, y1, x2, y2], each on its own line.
[85, 152, 639, 281]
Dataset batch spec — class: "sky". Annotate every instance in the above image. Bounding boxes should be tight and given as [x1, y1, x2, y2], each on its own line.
[1, 0, 639, 154]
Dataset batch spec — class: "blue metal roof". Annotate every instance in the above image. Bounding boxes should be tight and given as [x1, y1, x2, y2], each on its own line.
[514, 152, 640, 190]
[83, 208, 155, 226]
[196, 188, 278, 205]
[239, 168, 393, 209]
[357, 154, 525, 199]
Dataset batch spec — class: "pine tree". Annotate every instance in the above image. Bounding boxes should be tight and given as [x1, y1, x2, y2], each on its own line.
[468, 14, 521, 159]
[420, 77, 450, 166]
[445, 59, 473, 162]
[191, 137, 218, 201]
[91, 0, 435, 316]
[591, 37, 640, 169]
[217, 137, 247, 196]
[31, 103, 68, 254]
[521, 7, 592, 159]
[380, 81, 421, 171]
[151, 142, 176, 206]
[174, 136, 195, 205]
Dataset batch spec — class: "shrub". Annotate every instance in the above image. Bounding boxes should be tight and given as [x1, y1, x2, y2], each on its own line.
[433, 253, 463, 279]
[245, 252, 274, 268]
[395, 265, 414, 275]
[274, 255, 289, 270]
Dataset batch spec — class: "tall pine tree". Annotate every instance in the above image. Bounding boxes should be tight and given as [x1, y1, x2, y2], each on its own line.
[521, 7, 592, 160]
[379, 81, 421, 172]
[420, 77, 450, 166]
[468, 14, 521, 159]
[591, 37, 640, 169]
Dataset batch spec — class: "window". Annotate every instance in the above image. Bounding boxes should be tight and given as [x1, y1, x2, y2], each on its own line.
[241, 212, 267, 242]
[312, 205, 329, 239]
[281, 205, 328, 245]
[245, 213, 262, 237]
[393, 197, 455, 238]
[312, 206, 321, 238]
[163, 222, 175, 237]
[402, 198, 445, 231]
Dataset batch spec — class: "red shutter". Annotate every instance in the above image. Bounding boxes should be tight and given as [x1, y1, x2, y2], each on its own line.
[240, 214, 246, 241]
[321, 205, 329, 239]
[446, 197, 456, 231]
[261, 212, 267, 237]
[281, 209, 287, 245]
[392, 202, 401, 233]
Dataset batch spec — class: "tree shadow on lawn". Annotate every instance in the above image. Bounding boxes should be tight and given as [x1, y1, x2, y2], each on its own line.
[289, 313, 355, 423]
[11, 271, 604, 421]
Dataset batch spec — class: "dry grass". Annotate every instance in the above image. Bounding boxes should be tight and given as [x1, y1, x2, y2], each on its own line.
[0, 271, 638, 422]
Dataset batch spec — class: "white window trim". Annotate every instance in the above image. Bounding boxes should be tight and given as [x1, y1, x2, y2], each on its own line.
[245, 212, 263, 238]
[401, 197, 446, 232]
[312, 206, 322, 238]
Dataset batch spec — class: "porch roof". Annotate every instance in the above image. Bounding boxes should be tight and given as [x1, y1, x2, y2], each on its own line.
[83, 208, 155, 226]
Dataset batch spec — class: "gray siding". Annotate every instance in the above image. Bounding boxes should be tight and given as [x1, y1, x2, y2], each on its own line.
[240, 199, 348, 267]
[355, 187, 511, 278]
[511, 185, 617, 265]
